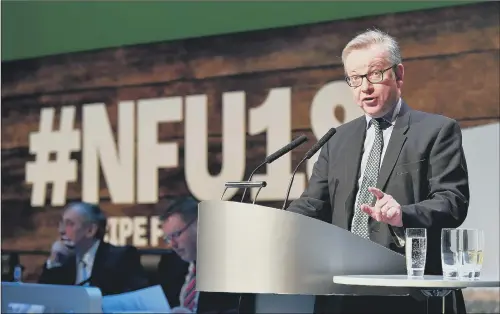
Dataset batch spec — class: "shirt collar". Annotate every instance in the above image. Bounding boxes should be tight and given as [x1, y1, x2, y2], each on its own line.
[365, 97, 402, 129]
[80, 240, 100, 266]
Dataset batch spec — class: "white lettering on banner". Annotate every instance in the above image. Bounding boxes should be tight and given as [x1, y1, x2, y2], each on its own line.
[25, 106, 80, 206]
[105, 215, 163, 247]
[307, 81, 364, 178]
[133, 216, 148, 247]
[184, 92, 246, 201]
[149, 216, 164, 247]
[82, 102, 135, 204]
[26, 80, 361, 248]
[137, 97, 182, 203]
[249, 87, 305, 201]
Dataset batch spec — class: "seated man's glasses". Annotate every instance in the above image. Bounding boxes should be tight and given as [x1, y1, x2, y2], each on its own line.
[163, 218, 196, 244]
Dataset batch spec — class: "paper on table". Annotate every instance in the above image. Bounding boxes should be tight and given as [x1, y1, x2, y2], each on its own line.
[102, 285, 171, 313]
[6, 303, 45, 313]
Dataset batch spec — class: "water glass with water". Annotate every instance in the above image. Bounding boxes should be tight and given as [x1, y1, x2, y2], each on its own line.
[441, 228, 460, 279]
[474, 230, 485, 279]
[405, 228, 427, 277]
[459, 228, 479, 279]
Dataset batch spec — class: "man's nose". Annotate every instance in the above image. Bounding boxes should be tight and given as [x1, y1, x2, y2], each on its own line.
[169, 238, 179, 248]
[360, 77, 373, 92]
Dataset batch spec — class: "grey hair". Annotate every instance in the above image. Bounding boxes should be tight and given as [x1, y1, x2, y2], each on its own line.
[341, 28, 402, 66]
[68, 202, 107, 240]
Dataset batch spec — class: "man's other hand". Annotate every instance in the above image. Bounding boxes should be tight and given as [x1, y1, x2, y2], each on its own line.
[360, 187, 403, 227]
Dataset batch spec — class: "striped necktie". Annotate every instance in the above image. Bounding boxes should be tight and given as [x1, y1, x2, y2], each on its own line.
[182, 265, 197, 311]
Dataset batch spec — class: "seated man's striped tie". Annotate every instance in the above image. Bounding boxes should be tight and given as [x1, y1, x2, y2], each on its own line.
[182, 264, 197, 311]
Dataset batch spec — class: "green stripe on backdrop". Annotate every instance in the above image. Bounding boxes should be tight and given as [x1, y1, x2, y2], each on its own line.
[2, 1, 478, 61]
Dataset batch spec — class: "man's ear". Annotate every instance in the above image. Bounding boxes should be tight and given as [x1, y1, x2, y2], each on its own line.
[395, 64, 404, 87]
[86, 223, 98, 238]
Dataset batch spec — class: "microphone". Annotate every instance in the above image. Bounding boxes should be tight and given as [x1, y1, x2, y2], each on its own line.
[240, 134, 308, 202]
[264, 134, 309, 164]
[281, 128, 337, 210]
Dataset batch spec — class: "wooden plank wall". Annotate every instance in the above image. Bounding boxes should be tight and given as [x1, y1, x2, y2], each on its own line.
[1, 2, 499, 282]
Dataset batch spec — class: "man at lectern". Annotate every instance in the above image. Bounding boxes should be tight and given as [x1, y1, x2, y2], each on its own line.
[161, 197, 247, 314]
[38, 202, 149, 295]
[287, 29, 469, 314]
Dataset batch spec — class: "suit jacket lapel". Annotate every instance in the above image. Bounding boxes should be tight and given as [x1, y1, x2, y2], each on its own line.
[61, 255, 77, 285]
[89, 241, 106, 287]
[376, 101, 411, 190]
[343, 117, 367, 217]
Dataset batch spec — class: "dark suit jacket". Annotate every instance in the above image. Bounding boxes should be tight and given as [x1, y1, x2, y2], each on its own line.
[38, 241, 150, 296]
[156, 251, 189, 308]
[197, 292, 255, 314]
[287, 101, 469, 313]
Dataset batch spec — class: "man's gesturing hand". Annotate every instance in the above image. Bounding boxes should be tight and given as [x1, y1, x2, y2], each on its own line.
[360, 187, 403, 227]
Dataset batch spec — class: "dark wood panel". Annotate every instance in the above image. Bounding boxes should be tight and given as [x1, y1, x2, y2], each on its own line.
[1, 42, 191, 97]
[1, 2, 498, 97]
[402, 51, 500, 118]
[186, 1, 499, 80]
[2, 50, 498, 199]
[459, 119, 499, 129]
[2, 51, 499, 151]
[0, 129, 315, 201]
[2, 111, 498, 204]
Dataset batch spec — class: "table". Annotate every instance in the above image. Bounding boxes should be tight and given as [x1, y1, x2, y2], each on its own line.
[333, 275, 500, 314]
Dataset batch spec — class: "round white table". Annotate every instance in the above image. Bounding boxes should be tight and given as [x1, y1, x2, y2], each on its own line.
[333, 275, 500, 314]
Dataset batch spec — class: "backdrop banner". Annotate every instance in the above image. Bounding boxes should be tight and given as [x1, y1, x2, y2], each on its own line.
[1, 3, 499, 308]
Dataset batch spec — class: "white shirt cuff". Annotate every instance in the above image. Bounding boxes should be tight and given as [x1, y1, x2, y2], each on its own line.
[46, 259, 62, 269]
[393, 227, 406, 247]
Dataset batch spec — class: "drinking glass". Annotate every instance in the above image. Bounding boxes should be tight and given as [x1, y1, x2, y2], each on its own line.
[405, 228, 427, 277]
[474, 230, 485, 279]
[458, 229, 479, 279]
[441, 228, 460, 279]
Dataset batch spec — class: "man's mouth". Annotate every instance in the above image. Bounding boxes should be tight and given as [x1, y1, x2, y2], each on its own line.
[61, 238, 75, 248]
[363, 97, 377, 105]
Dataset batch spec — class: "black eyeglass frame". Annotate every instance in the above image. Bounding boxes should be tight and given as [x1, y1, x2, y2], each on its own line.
[345, 64, 397, 87]
[163, 218, 197, 244]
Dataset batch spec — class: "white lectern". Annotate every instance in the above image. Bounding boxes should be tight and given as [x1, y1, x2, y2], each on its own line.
[196, 200, 409, 313]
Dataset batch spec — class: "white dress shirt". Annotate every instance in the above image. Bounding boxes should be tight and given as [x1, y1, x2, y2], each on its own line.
[75, 240, 100, 285]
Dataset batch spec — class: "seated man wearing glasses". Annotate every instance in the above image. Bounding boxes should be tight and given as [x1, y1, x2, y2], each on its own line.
[38, 202, 150, 295]
[161, 197, 249, 314]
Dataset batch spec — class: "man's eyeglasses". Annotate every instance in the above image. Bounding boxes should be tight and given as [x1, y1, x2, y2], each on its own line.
[345, 65, 396, 88]
[163, 219, 196, 244]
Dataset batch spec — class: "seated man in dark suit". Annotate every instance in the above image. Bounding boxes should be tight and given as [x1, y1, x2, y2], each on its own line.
[38, 202, 150, 296]
[160, 197, 251, 314]
[156, 250, 189, 308]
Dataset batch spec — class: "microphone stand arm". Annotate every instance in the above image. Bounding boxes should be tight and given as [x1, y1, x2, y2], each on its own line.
[221, 181, 267, 204]
[281, 156, 307, 210]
